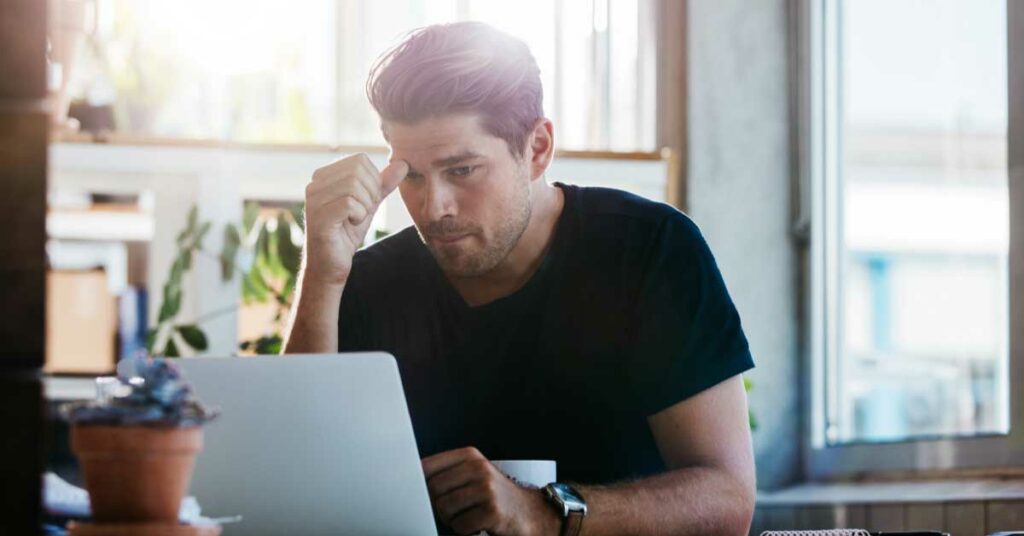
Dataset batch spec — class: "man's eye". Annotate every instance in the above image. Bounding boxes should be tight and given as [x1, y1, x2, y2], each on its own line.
[449, 166, 476, 177]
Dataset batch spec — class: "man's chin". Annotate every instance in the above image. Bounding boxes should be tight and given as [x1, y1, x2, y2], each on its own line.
[430, 249, 493, 279]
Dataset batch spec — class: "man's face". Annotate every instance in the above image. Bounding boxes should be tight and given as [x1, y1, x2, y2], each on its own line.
[385, 114, 532, 278]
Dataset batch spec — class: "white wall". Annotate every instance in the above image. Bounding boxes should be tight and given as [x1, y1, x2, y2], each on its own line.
[687, 0, 801, 489]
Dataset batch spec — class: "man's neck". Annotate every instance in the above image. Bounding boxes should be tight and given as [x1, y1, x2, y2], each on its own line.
[447, 181, 565, 307]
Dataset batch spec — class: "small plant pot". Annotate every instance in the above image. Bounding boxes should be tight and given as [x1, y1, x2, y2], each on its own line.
[71, 425, 203, 523]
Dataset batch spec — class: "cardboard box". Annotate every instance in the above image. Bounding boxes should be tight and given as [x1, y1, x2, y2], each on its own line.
[45, 269, 116, 374]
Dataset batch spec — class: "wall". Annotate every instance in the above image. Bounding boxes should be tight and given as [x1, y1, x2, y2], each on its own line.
[686, 0, 801, 489]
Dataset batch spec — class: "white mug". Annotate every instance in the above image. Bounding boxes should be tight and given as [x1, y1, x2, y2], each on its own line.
[490, 459, 557, 489]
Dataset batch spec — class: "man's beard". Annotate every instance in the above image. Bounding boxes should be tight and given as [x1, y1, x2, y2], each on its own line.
[419, 179, 532, 278]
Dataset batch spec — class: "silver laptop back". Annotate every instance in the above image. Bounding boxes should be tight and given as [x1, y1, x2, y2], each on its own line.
[179, 353, 437, 536]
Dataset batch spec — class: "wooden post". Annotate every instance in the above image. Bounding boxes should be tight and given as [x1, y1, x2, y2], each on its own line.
[0, 0, 48, 531]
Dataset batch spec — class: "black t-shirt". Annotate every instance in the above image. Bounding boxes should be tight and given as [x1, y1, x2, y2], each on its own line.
[337, 183, 754, 484]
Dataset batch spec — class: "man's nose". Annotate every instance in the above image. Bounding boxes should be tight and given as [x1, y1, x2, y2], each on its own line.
[422, 178, 457, 222]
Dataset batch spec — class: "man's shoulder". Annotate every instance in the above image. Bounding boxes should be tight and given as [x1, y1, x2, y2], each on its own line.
[348, 226, 426, 286]
[354, 226, 421, 261]
[567, 184, 701, 242]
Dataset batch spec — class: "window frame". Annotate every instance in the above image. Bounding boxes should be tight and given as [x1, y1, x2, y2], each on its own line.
[800, 0, 1024, 479]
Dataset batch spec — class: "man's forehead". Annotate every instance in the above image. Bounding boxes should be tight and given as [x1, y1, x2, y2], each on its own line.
[384, 115, 499, 165]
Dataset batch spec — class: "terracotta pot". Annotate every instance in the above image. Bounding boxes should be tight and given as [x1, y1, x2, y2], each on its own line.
[71, 425, 203, 523]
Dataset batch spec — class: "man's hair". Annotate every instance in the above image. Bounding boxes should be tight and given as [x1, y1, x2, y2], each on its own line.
[366, 22, 543, 158]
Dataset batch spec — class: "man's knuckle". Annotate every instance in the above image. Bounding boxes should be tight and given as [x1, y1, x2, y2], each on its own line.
[481, 501, 499, 519]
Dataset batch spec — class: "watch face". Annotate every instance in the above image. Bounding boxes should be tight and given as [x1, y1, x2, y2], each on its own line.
[551, 483, 587, 511]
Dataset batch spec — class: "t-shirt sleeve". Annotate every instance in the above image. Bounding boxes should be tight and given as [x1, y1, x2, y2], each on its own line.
[626, 212, 755, 416]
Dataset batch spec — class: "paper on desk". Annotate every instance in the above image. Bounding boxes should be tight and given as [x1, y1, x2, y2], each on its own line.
[43, 472, 236, 525]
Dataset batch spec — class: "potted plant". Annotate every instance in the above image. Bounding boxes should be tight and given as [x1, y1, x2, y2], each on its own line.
[61, 354, 217, 525]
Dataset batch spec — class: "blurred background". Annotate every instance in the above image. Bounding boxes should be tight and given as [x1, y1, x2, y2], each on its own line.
[40, 0, 1019, 489]
[3, 0, 1022, 533]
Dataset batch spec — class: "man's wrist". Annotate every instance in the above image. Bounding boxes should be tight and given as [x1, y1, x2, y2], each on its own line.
[533, 488, 564, 536]
[299, 269, 347, 297]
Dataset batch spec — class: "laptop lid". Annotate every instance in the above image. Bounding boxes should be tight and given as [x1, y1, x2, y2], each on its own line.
[179, 353, 437, 536]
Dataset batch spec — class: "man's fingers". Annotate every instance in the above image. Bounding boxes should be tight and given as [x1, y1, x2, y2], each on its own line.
[434, 482, 490, 528]
[426, 461, 488, 497]
[422, 447, 483, 479]
[319, 195, 369, 226]
[448, 503, 498, 536]
[309, 175, 376, 211]
[379, 159, 409, 197]
[352, 156, 384, 203]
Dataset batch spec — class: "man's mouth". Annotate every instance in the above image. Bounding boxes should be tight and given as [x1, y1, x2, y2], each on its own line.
[430, 233, 471, 245]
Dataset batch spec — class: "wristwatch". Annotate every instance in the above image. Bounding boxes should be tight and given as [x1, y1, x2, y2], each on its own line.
[542, 482, 587, 536]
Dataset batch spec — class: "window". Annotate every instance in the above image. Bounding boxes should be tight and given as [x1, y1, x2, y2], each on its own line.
[804, 0, 1024, 476]
[67, 0, 657, 151]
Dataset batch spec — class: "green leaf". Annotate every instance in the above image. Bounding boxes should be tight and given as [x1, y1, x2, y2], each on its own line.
[220, 224, 241, 281]
[186, 206, 198, 235]
[163, 336, 181, 358]
[243, 202, 261, 236]
[289, 203, 305, 232]
[276, 219, 302, 274]
[256, 223, 271, 262]
[169, 255, 185, 285]
[145, 327, 158, 353]
[177, 324, 209, 351]
[158, 282, 182, 322]
[196, 221, 212, 247]
[224, 223, 242, 247]
[281, 273, 297, 303]
[374, 229, 391, 241]
[182, 248, 193, 270]
[254, 335, 283, 355]
[220, 248, 238, 281]
[262, 222, 286, 278]
[242, 268, 269, 303]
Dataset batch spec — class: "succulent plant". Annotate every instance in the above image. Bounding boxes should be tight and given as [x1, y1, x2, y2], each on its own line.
[62, 354, 218, 427]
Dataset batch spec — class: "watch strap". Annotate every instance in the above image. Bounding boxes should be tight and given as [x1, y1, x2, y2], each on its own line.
[561, 510, 584, 536]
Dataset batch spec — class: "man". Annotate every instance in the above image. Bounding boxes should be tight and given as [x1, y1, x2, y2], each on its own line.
[285, 22, 756, 536]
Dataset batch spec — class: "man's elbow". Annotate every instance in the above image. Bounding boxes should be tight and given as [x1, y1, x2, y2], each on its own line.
[720, 472, 756, 536]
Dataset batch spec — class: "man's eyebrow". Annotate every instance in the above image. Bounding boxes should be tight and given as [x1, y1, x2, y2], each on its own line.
[432, 151, 484, 168]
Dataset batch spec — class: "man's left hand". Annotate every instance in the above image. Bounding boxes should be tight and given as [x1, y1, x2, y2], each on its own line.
[422, 447, 560, 536]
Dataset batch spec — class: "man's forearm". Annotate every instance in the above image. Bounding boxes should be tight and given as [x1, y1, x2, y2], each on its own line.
[282, 270, 345, 354]
[572, 465, 754, 536]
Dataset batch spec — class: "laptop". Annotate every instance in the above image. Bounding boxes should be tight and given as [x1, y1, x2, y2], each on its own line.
[179, 353, 438, 536]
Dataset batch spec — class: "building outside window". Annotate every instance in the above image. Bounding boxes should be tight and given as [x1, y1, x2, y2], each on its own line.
[807, 0, 1022, 476]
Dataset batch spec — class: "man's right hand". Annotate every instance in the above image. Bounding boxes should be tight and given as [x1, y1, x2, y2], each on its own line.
[302, 153, 409, 287]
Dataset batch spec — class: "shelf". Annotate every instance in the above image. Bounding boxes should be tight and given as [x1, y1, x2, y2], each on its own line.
[47, 209, 154, 242]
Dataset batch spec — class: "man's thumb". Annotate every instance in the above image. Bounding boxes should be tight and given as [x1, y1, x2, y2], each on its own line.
[379, 160, 409, 197]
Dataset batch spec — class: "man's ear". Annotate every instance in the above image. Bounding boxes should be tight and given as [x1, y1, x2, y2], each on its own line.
[526, 118, 555, 181]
